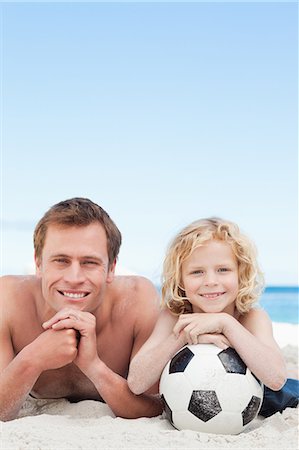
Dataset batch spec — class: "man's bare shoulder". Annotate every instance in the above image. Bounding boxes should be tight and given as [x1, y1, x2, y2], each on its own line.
[105, 276, 160, 325]
[111, 275, 160, 305]
[0, 275, 40, 306]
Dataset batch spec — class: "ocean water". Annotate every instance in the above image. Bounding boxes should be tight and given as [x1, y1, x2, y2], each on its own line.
[156, 285, 298, 324]
[260, 286, 298, 324]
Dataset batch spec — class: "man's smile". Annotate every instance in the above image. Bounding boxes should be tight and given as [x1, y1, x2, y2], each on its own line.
[58, 290, 90, 299]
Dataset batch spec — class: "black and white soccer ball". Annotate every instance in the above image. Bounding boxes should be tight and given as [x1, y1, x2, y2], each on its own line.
[159, 344, 264, 435]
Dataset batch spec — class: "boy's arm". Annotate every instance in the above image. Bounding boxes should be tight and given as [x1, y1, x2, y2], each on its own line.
[227, 308, 287, 389]
[173, 309, 287, 390]
[127, 309, 185, 395]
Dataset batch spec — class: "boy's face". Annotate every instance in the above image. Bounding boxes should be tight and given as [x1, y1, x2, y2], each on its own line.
[181, 239, 239, 315]
[35, 223, 115, 314]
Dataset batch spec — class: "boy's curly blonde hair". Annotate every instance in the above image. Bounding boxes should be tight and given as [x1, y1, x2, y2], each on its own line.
[162, 218, 264, 315]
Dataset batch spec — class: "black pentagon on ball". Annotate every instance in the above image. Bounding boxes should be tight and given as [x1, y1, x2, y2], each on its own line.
[218, 347, 247, 374]
[161, 394, 174, 425]
[169, 347, 195, 374]
[242, 395, 262, 426]
[188, 390, 222, 422]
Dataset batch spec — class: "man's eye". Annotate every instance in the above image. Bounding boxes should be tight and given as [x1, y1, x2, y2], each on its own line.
[83, 261, 97, 265]
[55, 258, 68, 264]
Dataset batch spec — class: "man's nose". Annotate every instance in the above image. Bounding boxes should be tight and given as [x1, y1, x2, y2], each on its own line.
[64, 262, 85, 283]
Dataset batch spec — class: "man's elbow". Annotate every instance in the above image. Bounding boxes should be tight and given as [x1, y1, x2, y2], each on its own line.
[0, 410, 18, 422]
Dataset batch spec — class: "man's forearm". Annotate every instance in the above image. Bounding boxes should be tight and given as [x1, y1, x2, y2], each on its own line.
[0, 351, 41, 421]
[85, 359, 163, 418]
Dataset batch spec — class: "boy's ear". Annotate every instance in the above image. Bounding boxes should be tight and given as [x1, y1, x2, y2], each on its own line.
[107, 259, 116, 283]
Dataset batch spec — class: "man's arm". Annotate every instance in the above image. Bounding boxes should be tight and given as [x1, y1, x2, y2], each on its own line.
[0, 277, 41, 421]
[83, 361, 163, 418]
[0, 328, 79, 421]
[0, 276, 79, 422]
[43, 277, 164, 418]
[0, 317, 41, 421]
[93, 278, 164, 417]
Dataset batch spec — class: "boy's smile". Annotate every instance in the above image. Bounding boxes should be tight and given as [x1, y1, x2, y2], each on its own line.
[199, 291, 225, 299]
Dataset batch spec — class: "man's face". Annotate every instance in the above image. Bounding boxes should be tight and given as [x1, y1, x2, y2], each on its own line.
[35, 223, 115, 313]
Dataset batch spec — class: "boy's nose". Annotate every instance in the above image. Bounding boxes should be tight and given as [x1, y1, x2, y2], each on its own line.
[204, 272, 218, 286]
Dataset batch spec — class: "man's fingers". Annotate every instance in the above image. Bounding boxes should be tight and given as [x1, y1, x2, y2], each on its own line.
[42, 309, 82, 329]
[51, 317, 80, 330]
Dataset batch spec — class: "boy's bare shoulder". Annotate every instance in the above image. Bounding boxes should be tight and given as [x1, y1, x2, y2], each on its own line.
[239, 307, 271, 327]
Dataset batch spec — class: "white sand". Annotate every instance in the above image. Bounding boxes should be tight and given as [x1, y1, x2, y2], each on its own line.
[1, 323, 298, 450]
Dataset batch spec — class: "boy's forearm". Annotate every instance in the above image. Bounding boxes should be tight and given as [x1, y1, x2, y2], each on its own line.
[222, 315, 286, 390]
[127, 333, 186, 396]
[87, 359, 163, 418]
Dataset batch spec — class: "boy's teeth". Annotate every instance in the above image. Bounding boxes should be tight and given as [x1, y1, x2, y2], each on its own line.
[63, 292, 85, 298]
[203, 293, 222, 298]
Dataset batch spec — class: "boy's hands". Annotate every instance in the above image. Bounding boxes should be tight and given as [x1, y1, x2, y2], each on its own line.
[173, 313, 231, 349]
[42, 308, 99, 376]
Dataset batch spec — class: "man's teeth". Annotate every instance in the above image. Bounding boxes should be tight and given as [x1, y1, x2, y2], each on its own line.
[62, 292, 86, 299]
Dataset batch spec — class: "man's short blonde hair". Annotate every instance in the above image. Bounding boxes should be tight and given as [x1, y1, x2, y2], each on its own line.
[162, 218, 264, 315]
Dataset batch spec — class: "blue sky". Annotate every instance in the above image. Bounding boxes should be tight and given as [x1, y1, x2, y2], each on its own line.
[1, 1, 298, 286]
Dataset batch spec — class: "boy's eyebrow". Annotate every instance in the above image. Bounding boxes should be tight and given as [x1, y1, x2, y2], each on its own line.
[188, 261, 237, 268]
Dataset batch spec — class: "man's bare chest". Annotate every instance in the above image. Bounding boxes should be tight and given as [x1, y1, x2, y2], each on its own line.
[30, 324, 134, 401]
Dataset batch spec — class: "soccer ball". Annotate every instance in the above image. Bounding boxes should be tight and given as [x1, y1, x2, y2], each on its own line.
[159, 344, 264, 435]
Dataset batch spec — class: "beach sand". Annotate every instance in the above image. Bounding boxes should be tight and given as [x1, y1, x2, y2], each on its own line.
[1, 323, 298, 450]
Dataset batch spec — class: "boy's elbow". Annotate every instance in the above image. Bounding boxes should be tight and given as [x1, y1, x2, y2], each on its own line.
[268, 371, 287, 391]
[127, 374, 143, 396]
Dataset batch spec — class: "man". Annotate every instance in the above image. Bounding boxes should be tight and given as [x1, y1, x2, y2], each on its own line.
[0, 198, 162, 421]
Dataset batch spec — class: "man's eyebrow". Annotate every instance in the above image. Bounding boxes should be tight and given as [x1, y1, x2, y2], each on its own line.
[81, 256, 104, 262]
[50, 254, 104, 262]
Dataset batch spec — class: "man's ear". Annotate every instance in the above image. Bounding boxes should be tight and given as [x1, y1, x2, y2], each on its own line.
[34, 252, 42, 277]
[107, 259, 116, 283]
